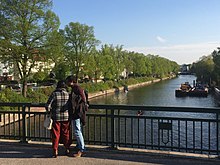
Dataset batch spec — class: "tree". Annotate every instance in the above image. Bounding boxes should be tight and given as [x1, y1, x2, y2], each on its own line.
[133, 53, 147, 77]
[144, 56, 152, 77]
[83, 48, 102, 83]
[45, 30, 66, 69]
[64, 22, 100, 82]
[212, 48, 220, 85]
[99, 44, 116, 81]
[190, 55, 214, 84]
[0, 0, 60, 97]
[53, 62, 70, 80]
[45, 30, 69, 80]
[123, 51, 135, 78]
[113, 45, 125, 80]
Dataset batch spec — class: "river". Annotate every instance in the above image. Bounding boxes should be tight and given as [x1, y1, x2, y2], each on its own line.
[90, 75, 219, 108]
[88, 75, 219, 152]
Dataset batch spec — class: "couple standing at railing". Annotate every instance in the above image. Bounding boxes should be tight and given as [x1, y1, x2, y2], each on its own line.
[45, 75, 89, 158]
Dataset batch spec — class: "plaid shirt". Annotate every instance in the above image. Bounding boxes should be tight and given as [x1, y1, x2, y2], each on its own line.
[45, 88, 69, 121]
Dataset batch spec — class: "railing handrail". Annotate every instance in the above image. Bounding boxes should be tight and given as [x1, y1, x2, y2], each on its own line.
[0, 102, 45, 107]
[0, 102, 219, 113]
[89, 104, 220, 113]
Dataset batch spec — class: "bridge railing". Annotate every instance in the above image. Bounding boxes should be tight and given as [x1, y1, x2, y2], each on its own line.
[0, 103, 219, 155]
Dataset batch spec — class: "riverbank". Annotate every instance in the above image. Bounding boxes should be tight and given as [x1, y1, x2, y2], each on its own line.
[88, 76, 175, 99]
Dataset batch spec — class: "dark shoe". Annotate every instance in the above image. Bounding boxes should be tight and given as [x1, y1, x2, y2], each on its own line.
[65, 148, 70, 155]
[52, 149, 58, 158]
[73, 151, 85, 157]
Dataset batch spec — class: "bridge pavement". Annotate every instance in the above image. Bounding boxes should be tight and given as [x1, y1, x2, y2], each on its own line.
[0, 140, 219, 165]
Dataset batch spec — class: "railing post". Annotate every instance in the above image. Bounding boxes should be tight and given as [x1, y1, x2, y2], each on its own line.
[110, 109, 115, 149]
[217, 112, 220, 156]
[21, 105, 27, 143]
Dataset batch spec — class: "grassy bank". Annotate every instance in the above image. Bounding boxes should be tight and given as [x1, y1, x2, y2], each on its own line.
[0, 76, 175, 104]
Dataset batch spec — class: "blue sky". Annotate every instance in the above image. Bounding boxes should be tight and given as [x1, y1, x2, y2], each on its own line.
[52, 0, 220, 65]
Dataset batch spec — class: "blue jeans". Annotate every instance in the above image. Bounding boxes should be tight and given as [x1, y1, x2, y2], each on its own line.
[73, 118, 85, 152]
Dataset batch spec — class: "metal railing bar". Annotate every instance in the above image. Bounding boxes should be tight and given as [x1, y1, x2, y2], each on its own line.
[93, 116, 96, 144]
[158, 119, 160, 150]
[88, 113, 218, 122]
[171, 120, 173, 151]
[131, 118, 133, 148]
[124, 117, 127, 146]
[89, 104, 220, 113]
[201, 121, 203, 154]
[99, 116, 102, 143]
[151, 119, 153, 149]
[118, 116, 120, 147]
[185, 120, 187, 152]
[193, 121, 195, 152]
[144, 118, 147, 149]
[208, 121, 211, 155]
[138, 117, 140, 147]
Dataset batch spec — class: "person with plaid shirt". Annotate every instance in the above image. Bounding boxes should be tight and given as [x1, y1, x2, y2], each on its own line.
[45, 80, 71, 158]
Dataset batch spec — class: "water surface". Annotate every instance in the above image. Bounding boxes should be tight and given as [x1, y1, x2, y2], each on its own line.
[90, 75, 219, 108]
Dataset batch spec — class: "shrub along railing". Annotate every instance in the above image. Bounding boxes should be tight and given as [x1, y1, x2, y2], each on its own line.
[0, 103, 219, 156]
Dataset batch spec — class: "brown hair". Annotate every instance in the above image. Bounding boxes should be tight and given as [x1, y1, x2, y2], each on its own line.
[66, 75, 77, 83]
[56, 80, 66, 89]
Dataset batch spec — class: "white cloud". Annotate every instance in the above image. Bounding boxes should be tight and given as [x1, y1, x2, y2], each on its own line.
[125, 42, 220, 65]
[156, 36, 167, 43]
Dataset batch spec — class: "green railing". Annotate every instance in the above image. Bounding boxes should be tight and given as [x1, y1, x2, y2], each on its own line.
[0, 103, 219, 155]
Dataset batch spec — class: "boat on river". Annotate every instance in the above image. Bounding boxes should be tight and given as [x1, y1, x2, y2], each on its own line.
[175, 82, 208, 97]
[175, 82, 192, 97]
[188, 86, 208, 97]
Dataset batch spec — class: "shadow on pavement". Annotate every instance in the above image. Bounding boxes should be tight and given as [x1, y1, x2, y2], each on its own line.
[84, 148, 220, 165]
[0, 141, 219, 165]
[0, 141, 52, 158]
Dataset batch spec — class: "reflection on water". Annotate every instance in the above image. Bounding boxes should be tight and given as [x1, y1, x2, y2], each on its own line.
[90, 75, 219, 108]
[88, 75, 219, 153]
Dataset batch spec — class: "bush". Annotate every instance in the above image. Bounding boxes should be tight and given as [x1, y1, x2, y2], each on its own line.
[1, 88, 28, 103]
[0, 91, 9, 102]
[27, 90, 48, 103]
[0, 76, 157, 104]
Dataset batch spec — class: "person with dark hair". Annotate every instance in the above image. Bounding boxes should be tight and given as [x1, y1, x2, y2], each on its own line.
[66, 75, 88, 157]
[45, 80, 71, 158]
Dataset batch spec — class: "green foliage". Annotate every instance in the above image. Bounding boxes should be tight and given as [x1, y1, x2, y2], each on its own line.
[191, 55, 214, 84]
[63, 22, 100, 81]
[53, 62, 70, 80]
[32, 71, 48, 82]
[27, 90, 49, 103]
[80, 77, 155, 93]
[0, 0, 60, 97]
[0, 86, 55, 105]
[0, 76, 160, 105]
[34, 87, 55, 97]
[0, 89, 27, 110]
[0, 89, 28, 103]
[81, 82, 109, 93]
[0, 91, 9, 103]
[212, 48, 220, 85]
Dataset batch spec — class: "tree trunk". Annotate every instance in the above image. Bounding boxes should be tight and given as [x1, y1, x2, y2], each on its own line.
[22, 79, 27, 97]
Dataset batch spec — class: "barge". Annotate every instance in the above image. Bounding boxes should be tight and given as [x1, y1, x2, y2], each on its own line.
[175, 82, 208, 97]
